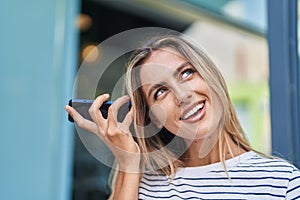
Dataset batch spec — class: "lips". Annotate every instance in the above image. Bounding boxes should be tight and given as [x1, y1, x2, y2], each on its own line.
[180, 100, 206, 121]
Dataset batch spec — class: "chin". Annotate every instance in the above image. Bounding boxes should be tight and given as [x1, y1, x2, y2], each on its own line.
[177, 129, 209, 141]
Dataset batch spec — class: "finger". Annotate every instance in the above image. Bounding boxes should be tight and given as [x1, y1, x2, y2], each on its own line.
[107, 95, 130, 126]
[65, 105, 98, 133]
[88, 93, 110, 130]
[119, 110, 133, 134]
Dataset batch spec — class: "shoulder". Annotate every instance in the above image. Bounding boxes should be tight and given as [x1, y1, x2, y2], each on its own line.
[286, 168, 300, 199]
[202, 151, 300, 188]
[238, 151, 300, 199]
[235, 151, 297, 169]
[140, 171, 168, 184]
[230, 151, 299, 177]
[138, 171, 171, 199]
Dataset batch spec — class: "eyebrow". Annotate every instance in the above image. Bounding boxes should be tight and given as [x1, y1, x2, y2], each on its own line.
[173, 61, 190, 78]
[147, 82, 166, 99]
[147, 61, 190, 99]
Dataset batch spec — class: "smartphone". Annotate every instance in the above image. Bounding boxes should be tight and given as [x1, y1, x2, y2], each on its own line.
[68, 99, 131, 122]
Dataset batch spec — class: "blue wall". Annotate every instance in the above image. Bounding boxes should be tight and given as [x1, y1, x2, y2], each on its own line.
[0, 0, 79, 199]
[267, 0, 300, 167]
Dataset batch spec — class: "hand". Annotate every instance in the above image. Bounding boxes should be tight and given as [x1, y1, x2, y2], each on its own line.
[65, 94, 140, 172]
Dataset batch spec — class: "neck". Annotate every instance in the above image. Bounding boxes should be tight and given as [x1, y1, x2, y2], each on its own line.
[181, 131, 246, 167]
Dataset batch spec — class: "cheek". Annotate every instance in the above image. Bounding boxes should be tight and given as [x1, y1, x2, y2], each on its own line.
[149, 100, 179, 126]
[149, 104, 167, 125]
[193, 78, 209, 92]
[208, 89, 224, 123]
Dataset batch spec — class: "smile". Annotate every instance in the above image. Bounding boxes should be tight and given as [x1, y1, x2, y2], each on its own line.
[181, 101, 205, 120]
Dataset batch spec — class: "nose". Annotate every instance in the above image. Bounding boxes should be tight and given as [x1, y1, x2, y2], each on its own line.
[172, 84, 193, 106]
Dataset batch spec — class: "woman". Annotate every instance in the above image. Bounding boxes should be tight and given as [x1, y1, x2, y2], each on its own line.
[65, 35, 300, 199]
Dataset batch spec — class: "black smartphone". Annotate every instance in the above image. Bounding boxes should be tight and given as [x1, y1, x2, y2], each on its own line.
[68, 99, 131, 122]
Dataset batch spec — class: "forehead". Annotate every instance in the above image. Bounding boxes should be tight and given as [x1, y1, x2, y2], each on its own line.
[143, 48, 185, 67]
[139, 48, 187, 83]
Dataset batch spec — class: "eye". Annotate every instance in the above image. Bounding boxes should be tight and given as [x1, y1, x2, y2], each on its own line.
[154, 87, 167, 100]
[181, 68, 194, 80]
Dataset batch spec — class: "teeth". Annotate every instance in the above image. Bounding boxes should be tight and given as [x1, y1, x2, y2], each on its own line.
[182, 103, 204, 120]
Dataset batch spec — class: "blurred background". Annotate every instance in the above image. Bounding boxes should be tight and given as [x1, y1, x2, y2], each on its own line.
[0, 0, 299, 200]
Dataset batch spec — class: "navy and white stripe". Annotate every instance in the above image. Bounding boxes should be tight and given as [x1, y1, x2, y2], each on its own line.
[138, 151, 300, 199]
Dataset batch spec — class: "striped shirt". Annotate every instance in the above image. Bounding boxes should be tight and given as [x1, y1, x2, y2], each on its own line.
[138, 151, 300, 199]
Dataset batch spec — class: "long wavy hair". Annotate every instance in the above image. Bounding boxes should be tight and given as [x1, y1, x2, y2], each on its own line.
[125, 35, 252, 176]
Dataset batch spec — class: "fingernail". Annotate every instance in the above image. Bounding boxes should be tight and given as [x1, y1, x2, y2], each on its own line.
[64, 105, 70, 111]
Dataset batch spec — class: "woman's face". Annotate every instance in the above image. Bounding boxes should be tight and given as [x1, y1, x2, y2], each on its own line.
[139, 48, 223, 140]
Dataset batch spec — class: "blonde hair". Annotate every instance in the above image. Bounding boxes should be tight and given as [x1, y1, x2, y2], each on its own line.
[125, 35, 252, 176]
